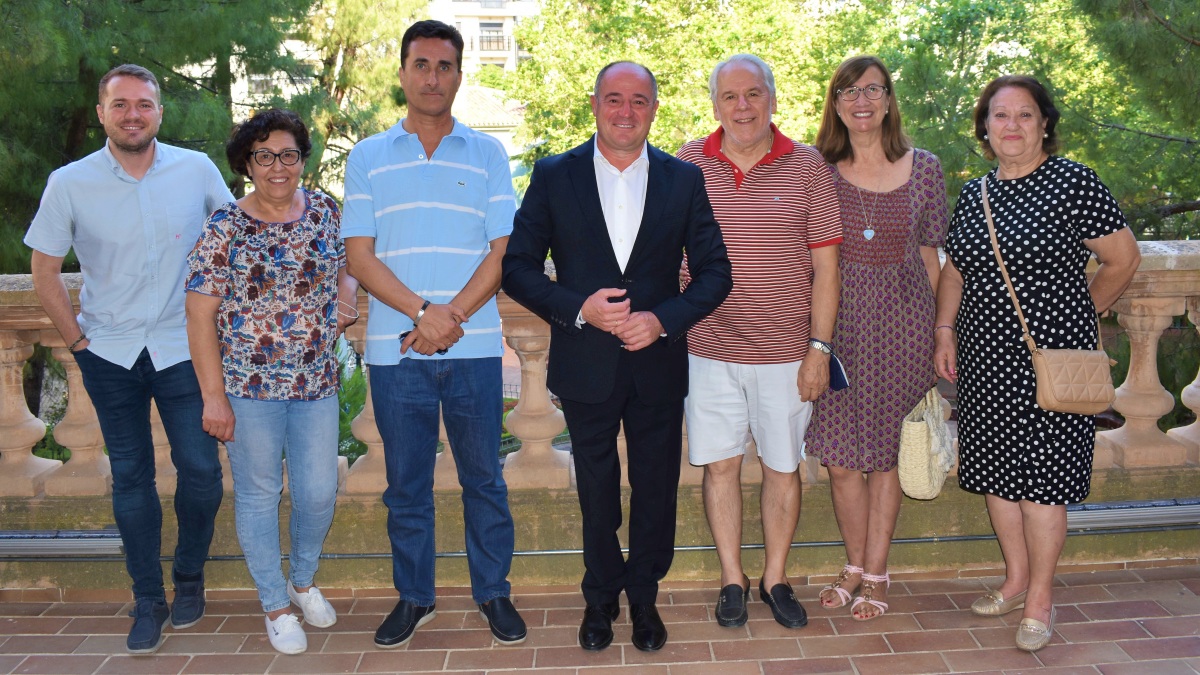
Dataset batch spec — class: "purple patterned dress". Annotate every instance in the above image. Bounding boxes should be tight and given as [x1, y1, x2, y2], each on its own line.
[806, 149, 948, 472]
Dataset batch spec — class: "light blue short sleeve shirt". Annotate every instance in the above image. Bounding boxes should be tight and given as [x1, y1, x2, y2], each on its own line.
[341, 118, 516, 365]
[24, 141, 235, 370]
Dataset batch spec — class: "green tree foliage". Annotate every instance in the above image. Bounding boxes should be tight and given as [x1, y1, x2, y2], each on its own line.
[1071, 0, 1200, 238]
[279, 0, 426, 196]
[508, 0, 1198, 238]
[0, 0, 310, 273]
[510, 0, 818, 166]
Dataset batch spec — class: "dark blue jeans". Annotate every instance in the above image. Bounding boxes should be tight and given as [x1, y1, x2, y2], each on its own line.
[371, 357, 514, 605]
[74, 349, 222, 601]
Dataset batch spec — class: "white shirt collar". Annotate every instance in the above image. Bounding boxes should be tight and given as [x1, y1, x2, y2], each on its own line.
[592, 135, 650, 172]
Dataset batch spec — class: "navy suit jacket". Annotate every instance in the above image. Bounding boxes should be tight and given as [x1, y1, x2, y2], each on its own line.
[502, 139, 732, 405]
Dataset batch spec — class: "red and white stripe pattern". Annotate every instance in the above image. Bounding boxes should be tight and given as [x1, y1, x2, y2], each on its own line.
[678, 127, 842, 364]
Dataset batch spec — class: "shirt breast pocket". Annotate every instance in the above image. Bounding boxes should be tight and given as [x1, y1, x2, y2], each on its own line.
[165, 198, 208, 253]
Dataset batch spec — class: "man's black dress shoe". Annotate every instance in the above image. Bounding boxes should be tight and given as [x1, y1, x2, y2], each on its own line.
[715, 575, 751, 627]
[375, 599, 436, 648]
[578, 602, 619, 651]
[759, 578, 808, 628]
[630, 603, 667, 651]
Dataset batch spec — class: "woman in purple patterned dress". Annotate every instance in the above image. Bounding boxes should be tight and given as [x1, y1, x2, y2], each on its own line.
[806, 56, 948, 620]
[185, 109, 358, 654]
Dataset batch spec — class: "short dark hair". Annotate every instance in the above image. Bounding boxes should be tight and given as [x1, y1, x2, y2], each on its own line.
[973, 75, 1060, 161]
[98, 64, 160, 104]
[226, 108, 311, 177]
[814, 55, 910, 164]
[401, 20, 464, 70]
[593, 61, 658, 102]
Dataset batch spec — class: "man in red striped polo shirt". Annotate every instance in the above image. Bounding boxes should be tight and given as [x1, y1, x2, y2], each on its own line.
[678, 53, 842, 630]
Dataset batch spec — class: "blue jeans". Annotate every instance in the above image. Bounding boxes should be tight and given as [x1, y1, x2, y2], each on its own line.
[74, 349, 222, 601]
[225, 396, 339, 613]
[371, 357, 513, 605]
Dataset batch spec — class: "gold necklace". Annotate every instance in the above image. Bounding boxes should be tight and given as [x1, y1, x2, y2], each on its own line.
[853, 184, 880, 241]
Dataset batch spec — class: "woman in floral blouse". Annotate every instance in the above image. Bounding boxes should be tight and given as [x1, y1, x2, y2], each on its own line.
[185, 109, 358, 655]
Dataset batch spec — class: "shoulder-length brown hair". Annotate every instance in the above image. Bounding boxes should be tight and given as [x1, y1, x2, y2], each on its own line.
[814, 55, 910, 164]
[973, 75, 1061, 161]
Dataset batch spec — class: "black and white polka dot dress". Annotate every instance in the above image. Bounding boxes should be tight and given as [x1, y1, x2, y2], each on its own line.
[945, 156, 1128, 505]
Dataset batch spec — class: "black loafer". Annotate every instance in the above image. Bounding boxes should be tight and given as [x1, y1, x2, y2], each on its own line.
[374, 599, 436, 648]
[715, 576, 751, 627]
[578, 602, 619, 651]
[759, 579, 808, 628]
[629, 603, 667, 651]
[478, 597, 527, 645]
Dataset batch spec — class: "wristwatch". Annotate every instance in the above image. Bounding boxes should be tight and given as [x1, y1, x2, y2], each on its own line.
[414, 299, 430, 326]
[808, 338, 833, 355]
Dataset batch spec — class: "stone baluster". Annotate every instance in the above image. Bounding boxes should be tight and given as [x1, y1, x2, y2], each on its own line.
[1098, 298, 1189, 467]
[499, 298, 569, 489]
[615, 423, 629, 487]
[217, 443, 234, 492]
[41, 335, 110, 495]
[679, 420, 702, 485]
[740, 438, 763, 485]
[0, 330, 60, 496]
[148, 401, 176, 495]
[1167, 296, 1200, 464]
[342, 310, 388, 495]
[434, 409, 460, 490]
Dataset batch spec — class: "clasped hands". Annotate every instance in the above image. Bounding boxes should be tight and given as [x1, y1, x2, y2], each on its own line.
[581, 288, 663, 352]
[401, 302, 467, 355]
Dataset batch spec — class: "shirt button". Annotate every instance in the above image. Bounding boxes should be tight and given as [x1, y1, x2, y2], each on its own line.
[418, 154, 425, 159]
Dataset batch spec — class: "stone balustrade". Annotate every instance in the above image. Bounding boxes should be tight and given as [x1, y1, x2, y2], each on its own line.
[1, 240, 1198, 501]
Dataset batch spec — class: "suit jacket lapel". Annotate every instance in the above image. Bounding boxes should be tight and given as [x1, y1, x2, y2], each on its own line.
[624, 145, 670, 272]
[566, 138, 623, 273]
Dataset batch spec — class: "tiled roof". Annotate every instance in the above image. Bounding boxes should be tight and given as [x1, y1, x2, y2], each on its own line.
[452, 84, 523, 129]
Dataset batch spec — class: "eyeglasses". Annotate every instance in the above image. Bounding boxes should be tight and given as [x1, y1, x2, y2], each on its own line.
[250, 148, 303, 168]
[836, 85, 888, 102]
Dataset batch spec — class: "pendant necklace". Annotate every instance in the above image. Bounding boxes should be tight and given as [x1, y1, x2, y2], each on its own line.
[854, 184, 880, 241]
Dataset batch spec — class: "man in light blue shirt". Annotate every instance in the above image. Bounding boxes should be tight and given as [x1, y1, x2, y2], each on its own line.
[25, 64, 233, 654]
[342, 20, 525, 649]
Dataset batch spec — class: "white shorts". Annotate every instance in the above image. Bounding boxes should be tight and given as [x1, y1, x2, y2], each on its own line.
[684, 354, 812, 473]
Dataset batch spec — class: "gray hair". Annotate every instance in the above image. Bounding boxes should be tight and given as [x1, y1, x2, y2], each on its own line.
[593, 61, 658, 102]
[708, 54, 776, 103]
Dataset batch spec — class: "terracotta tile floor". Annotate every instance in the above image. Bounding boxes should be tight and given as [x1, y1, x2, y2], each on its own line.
[0, 563, 1197, 674]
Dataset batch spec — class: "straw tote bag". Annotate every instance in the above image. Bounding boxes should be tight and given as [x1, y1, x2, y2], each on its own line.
[981, 177, 1116, 415]
[898, 388, 955, 500]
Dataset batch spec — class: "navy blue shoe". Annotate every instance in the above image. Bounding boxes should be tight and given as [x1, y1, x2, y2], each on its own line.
[126, 597, 170, 654]
[170, 570, 206, 629]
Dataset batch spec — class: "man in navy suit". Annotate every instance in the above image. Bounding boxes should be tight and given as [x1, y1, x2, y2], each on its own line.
[502, 61, 732, 652]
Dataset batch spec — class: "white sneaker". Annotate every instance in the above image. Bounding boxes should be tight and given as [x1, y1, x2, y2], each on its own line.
[265, 613, 307, 655]
[288, 582, 338, 628]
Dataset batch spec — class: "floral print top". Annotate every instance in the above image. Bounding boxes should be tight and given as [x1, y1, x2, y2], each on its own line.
[186, 189, 344, 400]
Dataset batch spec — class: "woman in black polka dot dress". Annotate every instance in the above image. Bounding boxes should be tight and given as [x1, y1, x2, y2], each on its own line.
[933, 76, 1140, 652]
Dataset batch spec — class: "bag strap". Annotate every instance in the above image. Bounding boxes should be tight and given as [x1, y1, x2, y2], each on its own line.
[981, 177, 1103, 353]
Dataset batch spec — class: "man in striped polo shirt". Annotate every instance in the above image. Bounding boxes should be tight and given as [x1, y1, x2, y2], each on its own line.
[342, 20, 526, 649]
[678, 54, 842, 629]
